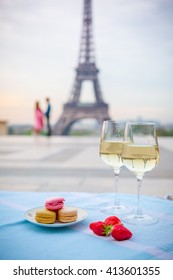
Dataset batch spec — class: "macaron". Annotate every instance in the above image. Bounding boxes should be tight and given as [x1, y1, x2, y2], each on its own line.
[45, 197, 65, 211]
[35, 208, 56, 224]
[57, 206, 78, 223]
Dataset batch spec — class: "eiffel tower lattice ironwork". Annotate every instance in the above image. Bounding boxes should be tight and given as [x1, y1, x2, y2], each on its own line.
[54, 0, 110, 135]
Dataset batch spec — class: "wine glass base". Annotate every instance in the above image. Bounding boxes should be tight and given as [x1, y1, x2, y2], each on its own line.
[122, 214, 158, 225]
[100, 205, 133, 215]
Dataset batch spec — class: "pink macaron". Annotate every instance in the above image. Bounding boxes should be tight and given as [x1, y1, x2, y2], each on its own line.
[45, 197, 65, 211]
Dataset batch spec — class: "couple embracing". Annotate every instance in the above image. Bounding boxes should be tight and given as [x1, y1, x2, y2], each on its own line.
[34, 97, 51, 136]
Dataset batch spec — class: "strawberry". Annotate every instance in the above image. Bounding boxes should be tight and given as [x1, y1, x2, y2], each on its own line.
[111, 224, 132, 241]
[89, 221, 112, 236]
[104, 216, 121, 226]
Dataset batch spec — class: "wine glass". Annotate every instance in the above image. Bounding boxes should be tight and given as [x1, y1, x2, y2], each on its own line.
[99, 120, 132, 214]
[121, 122, 160, 225]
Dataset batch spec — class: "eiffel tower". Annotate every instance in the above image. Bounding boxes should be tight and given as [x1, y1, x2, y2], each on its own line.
[54, 0, 110, 135]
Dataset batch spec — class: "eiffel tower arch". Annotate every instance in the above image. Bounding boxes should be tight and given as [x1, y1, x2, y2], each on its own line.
[54, 0, 110, 135]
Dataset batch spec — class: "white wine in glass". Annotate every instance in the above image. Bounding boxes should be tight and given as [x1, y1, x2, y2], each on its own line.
[99, 120, 132, 214]
[122, 122, 160, 225]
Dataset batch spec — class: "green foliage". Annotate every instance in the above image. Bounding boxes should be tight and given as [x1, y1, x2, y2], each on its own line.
[69, 129, 98, 136]
[157, 128, 173, 137]
[23, 129, 32, 136]
[40, 130, 47, 136]
[7, 124, 173, 137]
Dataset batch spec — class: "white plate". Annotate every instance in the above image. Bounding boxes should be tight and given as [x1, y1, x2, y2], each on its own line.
[24, 206, 88, 227]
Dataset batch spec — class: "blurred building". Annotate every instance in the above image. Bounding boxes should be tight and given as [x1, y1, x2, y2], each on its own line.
[0, 120, 8, 135]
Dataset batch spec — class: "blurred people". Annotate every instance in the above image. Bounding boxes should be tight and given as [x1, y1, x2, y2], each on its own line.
[34, 101, 44, 135]
[44, 97, 52, 136]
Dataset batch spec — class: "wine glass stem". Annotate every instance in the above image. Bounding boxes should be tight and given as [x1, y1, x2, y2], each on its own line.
[136, 177, 143, 216]
[114, 170, 120, 206]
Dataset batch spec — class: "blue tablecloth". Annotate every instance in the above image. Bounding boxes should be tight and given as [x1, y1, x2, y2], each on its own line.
[0, 191, 173, 260]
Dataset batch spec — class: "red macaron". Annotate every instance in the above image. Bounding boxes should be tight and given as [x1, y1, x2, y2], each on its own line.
[45, 197, 65, 211]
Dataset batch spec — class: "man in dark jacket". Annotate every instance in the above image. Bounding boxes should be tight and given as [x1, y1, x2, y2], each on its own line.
[45, 97, 51, 136]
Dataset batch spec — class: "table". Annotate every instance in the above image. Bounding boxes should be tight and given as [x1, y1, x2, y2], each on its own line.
[0, 191, 173, 260]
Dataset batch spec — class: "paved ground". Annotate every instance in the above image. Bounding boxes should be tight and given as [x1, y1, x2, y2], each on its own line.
[0, 136, 173, 198]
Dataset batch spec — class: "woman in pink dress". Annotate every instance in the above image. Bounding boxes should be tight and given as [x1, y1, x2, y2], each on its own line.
[34, 101, 44, 135]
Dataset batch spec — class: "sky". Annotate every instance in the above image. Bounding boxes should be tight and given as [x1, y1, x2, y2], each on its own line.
[0, 0, 173, 125]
